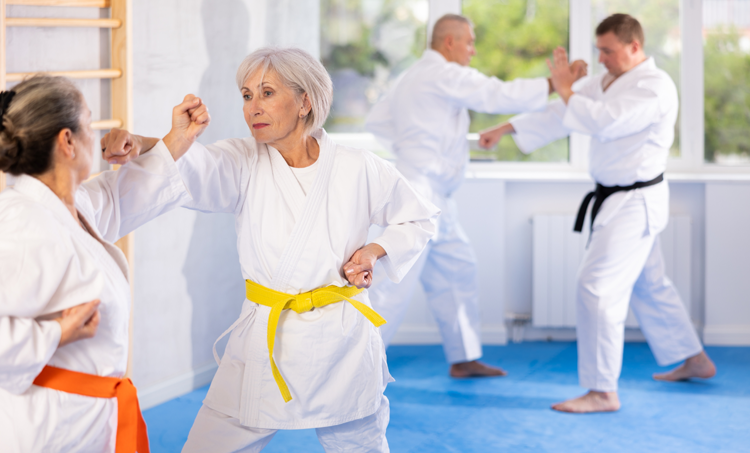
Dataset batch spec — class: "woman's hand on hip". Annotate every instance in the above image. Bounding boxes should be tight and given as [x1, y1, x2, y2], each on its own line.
[163, 95, 211, 161]
[55, 299, 101, 347]
[343, 243, 387, 289]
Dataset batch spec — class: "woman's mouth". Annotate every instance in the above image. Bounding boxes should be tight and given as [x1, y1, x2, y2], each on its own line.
[253, 123, 269, 129]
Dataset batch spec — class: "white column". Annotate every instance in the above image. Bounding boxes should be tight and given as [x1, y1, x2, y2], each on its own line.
[680, 0, 704, 167]
[569, 0, 592, 171]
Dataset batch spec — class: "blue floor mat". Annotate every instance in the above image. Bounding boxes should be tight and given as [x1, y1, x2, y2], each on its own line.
[143, 343, 750, 452]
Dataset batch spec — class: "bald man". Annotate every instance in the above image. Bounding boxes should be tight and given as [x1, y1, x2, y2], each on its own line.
[366, 14, 586, 377]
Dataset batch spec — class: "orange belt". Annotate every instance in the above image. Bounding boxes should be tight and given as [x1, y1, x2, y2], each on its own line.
[33, 365, 150, 453]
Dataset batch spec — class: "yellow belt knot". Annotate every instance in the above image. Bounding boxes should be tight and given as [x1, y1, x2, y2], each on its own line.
[245, 280, 386, 403]
[293, 293, 314, 313]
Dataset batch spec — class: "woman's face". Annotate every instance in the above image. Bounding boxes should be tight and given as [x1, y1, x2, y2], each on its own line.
[72, 101, 95, 182]
[241, 69, 309, 144]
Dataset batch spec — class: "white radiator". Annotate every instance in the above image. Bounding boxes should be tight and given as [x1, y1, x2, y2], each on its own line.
[532, 215, 692, 328]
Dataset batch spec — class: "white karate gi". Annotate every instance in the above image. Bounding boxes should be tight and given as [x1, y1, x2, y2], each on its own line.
[0, 145, 189, 452]
[510, 57, 703, 392]
[364, 49, 549, 363]
[176, 129, 438, 452]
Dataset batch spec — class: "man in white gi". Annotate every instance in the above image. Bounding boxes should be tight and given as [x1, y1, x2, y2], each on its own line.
[365, 13, 586, 377]
[480, 13, 716, 412]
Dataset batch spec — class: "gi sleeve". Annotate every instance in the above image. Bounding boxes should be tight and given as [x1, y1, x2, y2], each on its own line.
[562, 84, 663, 142]
[436, 66, 550, 114]
[79, 140, 192, 243]
[509, 99, 571, 153]
[0, 317, 61, 394]
[176, 139, 247, 214]
[0, 216, 67, 394]
[364, 153, 440, 282]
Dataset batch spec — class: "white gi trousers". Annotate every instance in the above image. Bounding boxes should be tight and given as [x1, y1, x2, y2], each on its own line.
[369, 198, 482, 364]
[577, 191, 703, 392]
[182, 395, 390, 453]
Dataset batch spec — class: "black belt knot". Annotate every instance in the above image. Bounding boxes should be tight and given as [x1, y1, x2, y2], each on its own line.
[573, 173, 664, 233]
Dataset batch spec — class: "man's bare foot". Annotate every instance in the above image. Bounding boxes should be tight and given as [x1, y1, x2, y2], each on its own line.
[653, 350, 716, 382]
[551, 390, 620, 413]
[449, 360, 507, 378]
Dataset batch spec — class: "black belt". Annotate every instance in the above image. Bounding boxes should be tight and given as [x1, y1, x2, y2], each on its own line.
[573, 173, 664, 233]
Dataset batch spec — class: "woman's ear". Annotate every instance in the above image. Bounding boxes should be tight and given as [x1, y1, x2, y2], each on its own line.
[300, 93, 312, 118]
[54, 128, 76, 160]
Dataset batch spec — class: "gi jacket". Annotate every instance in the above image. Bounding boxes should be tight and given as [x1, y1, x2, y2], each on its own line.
[365, 49, 549, 205]
[176, 129, 439, 429]
[0, 144, 190, 452]
[510, 57, 677, 235]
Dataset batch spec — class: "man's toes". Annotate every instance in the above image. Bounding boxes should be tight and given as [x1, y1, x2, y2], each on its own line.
[450, 361, 507, 378]
[653, 366, 692, 382]
[551, 402, 574, 413]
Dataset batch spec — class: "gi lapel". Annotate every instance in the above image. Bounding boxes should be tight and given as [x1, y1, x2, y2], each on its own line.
[266, 143, 307, 223]
[601, 57, 654, 95]
[12, 175, 130, 302]
[74, 209, 130, 285]
[269, 129, 335, 292]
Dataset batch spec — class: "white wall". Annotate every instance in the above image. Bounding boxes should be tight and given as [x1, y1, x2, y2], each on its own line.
[704, 183, 750, 345]
[5, 4, 109, 174]
[392, 177, 712, 348]
[129, 0, 249, 405]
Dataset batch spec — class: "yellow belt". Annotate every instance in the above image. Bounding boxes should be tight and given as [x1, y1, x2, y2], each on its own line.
[246, 279, 387, 403]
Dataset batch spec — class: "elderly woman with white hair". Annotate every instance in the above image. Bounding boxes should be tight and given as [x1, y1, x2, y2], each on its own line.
[103, 47, 439, 451]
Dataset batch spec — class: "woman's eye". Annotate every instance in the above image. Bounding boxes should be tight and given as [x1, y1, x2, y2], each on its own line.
[264, 91, 273, 97]
[243, 94, 251, 100]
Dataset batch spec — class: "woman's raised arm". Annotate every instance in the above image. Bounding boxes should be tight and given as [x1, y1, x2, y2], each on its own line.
[80, 95, 210, 242]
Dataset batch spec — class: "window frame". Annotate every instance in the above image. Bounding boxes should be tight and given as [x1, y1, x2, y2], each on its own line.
[328, 0, 750, 174]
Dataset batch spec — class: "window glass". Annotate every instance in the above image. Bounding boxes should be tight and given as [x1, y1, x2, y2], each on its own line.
[464, 0, 569, 162]
[703, 0, 750, 164]
[592, 0, 681, 157]
[320, 0, 428, 133]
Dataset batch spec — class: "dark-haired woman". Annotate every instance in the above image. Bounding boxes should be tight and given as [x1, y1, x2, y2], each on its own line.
[0, 76, 208, 452]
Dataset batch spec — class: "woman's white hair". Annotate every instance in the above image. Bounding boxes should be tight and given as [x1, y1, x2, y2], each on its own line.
[236, 47, 333, 133]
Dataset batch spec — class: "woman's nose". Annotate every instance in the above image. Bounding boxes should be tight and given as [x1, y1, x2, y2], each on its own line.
[247, 99, 261, 115]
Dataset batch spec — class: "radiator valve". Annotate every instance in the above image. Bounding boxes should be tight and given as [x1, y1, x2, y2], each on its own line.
[506, 313, 532, 343]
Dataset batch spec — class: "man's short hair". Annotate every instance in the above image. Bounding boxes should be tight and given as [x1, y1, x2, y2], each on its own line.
[431, 14, 473, 49]
[595, 13, 645, 47]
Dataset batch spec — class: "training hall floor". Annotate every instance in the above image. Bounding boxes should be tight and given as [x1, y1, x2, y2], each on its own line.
[144, 342, 750, 452]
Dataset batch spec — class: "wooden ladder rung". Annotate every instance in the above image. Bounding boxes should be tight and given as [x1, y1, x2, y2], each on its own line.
[6, 68, 121, 82]
[6, 0, 110, 7]
[5, 18, 121, 28]
[92, 119, 122, 130]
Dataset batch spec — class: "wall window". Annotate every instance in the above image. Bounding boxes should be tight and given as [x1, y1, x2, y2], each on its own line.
[321, 0, 750, 172]
[320, 0, 429, 133]
[464, 0, 569, 162]
[592, 0, 681, 157]
[703, 0, 750, 164]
